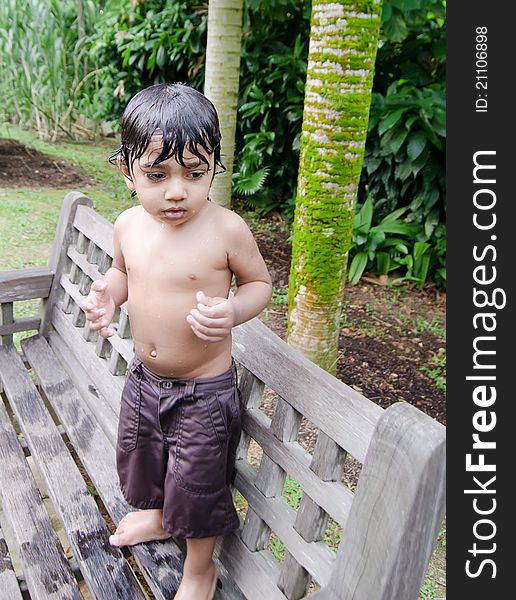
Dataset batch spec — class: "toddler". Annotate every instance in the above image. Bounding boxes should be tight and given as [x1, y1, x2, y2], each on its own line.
[82, 82, 272, 599]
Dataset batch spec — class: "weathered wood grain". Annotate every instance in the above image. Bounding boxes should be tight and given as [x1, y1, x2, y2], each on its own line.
[0, 524, 24, 600]
[235, 459, 335, 587]
[48, 330, 119, 446]
[232, 317, 382, 462]
[1, 342, 146, 599]
[40, 191, 93, 334]
[22, 335, 185, 600]
[51, 307, 125, 412]
[0, 302, 13, 345]
[0, 267, 53, 303]
[216, 531, 286, 600]
[0, 316, 40, 337]
[329, 402, 446, 600]
[0, 368, 82, 599]
[243, 408, 353, 526]
[74, 203, 115, 256]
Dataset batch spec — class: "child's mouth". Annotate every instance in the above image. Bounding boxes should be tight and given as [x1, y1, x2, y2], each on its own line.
[164, 208, 186, 220]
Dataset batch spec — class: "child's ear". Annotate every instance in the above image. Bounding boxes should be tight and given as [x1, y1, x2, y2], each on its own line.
[119, 160, 135, 192]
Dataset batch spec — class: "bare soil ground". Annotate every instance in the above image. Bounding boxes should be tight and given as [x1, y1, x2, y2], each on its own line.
[0, 138, 94, 188]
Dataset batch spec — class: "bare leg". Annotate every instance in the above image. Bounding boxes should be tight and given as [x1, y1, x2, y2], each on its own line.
[174, 537, 218, 600]
[109, 509, 171, 547]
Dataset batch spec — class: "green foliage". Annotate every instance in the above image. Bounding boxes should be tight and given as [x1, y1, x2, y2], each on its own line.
[353, 0, 446, 287]
[86, 0, 206, 120]
[0, 0, 107, 140]
[349, 195, 442, 288]
[233, 1, 310, 215]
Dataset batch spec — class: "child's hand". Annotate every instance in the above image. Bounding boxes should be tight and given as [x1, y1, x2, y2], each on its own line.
[186, 291, 236, 343]
[81, 280, 116, 338]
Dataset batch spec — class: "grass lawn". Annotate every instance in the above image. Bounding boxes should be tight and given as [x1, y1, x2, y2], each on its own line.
[0, 123, 135, 270]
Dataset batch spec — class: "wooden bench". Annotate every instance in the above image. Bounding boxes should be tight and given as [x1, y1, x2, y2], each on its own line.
[0, 192, 446, 600]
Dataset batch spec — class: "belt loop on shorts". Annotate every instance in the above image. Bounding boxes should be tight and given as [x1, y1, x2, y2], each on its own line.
[130, 357, 143, 380]
[185, 379, 196, 403]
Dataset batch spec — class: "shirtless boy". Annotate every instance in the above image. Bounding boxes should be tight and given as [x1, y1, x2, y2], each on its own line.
[81, 82, 272, 599]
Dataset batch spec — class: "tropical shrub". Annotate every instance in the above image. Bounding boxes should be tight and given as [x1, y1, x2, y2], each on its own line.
[0, 0, 107, 140]
[232, 0, 310, 215]
[354, 0, 446, 287]
[86, 0, 206, 121]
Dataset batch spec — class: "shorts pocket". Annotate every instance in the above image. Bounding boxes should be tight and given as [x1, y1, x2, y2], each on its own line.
[117, 373, 141, 453]
[173, 393, 229, 494]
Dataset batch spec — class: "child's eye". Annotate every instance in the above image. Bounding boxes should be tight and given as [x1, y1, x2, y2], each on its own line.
[146, 172, 165, 181]
[188, 171, 206, 180]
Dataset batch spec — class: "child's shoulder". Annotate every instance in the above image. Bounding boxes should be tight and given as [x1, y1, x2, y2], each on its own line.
[113, 205, 144, 229]
[207, 202, 250, 235]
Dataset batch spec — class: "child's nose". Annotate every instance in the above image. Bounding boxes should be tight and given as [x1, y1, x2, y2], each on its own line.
[164, 178, 187, 200]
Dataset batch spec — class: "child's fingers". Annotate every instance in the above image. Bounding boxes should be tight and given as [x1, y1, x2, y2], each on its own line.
[188, 308, 227, 327]
[186, 315, 227, 341]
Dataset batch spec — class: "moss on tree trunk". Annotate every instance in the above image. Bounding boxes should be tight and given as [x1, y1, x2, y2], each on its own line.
[287, 0, 383, 373]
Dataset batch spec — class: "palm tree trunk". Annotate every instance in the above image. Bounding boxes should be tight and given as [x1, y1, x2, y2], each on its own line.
[287, 0, 383, 373]
[203, 0, 244, 208]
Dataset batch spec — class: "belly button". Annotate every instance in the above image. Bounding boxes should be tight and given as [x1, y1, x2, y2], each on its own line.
[150, 349, 157, 359]
[188, 274, 197, 280]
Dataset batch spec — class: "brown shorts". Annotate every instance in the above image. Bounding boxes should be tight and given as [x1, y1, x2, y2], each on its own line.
[116, 357, 242, 539]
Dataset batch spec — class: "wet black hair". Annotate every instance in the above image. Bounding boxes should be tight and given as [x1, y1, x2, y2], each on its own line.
[111, 82, 225, 177]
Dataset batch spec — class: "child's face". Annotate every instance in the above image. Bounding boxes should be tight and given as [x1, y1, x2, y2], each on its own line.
[123, 137, 215, 226]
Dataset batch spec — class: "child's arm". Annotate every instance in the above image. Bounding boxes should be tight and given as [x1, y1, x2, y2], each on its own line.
[187, 214, 272, 342]
[81, 217, 128, 338]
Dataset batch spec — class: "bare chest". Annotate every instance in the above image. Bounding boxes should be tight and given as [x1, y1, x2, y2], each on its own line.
[122, 229, 231, 293]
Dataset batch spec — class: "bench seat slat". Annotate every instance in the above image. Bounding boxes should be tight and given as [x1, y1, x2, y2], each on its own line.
[21, 334, 185, 600]
[0, 356, 82, 599]
[235, 460, 335, 587]
[0, 524, 24, 600]
[49, 330, 119, 445]
[244, 409, 353, 526]
[0, 343, 147, 600]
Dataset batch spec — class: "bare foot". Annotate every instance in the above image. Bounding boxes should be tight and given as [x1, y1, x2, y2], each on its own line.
[174, 561, 218, 600]
[109, 509, 171, 547]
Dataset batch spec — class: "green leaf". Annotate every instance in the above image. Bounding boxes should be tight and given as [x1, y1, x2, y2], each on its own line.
[380, 127, 409, 155]
[380, 206, 409, 224]
[348, 252, 369, 285]
[233, 167, 270, 195]
[413, 241, 430, 260]
[353, 195, 374, 232]
[373, 222, 416, 236]
[376, 252, 390, 275]
[384, 10, 409, 43]
[407, 131, 427, 160]
[378, 108, 407, 136]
